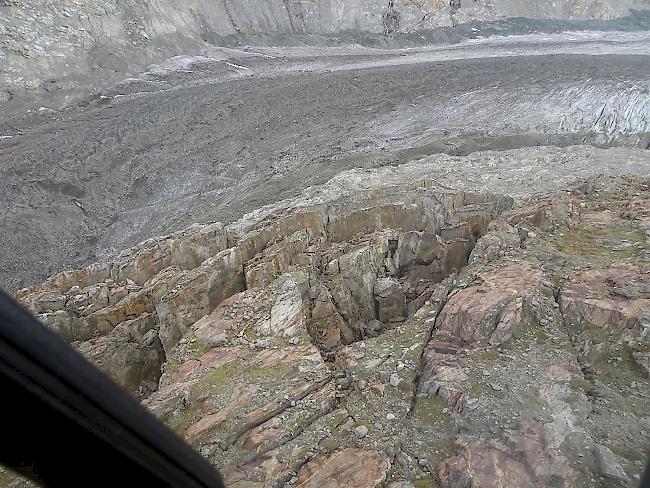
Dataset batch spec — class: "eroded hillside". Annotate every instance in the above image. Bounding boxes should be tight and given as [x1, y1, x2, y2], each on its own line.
[1, 0, 649, 110]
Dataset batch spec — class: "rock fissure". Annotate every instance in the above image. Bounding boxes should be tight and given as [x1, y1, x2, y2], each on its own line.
[554, 287, 600, 413]
[242, 389, 345, 467]
[407, 279, 455, 417]
[221, 373, 337, 452]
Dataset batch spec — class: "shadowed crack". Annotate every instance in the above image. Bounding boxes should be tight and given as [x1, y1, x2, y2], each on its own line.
[219, 374, 337, 451]
[241, 391, 343, 465]
[407, 279, 455, 417]
[553, 287, 600, 413]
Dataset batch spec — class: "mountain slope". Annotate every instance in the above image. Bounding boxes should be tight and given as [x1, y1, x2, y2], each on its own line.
[1, 0, 649, 111]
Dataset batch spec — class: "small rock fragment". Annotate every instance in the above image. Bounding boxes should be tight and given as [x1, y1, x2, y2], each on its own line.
[594, 444, 628, 481]
[489, 382, 503, 391]
[353, 425, 369, 438]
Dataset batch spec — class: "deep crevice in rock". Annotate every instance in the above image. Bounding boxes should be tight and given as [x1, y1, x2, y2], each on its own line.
[16, 183, 506, 400]
[407, 279, 455, 418]
[554, 288, 601, 412]
[302, 202, 496, 359]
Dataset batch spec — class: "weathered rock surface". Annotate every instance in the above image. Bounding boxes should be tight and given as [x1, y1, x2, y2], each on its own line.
[296, 448, 391, 488]
[10, 174, 650, 487]
[435, 262, 544, 345]
[594, 444, 629, 482]
[439, 421, 573, 487]
[16, 181, 505, 397]
[560, 262, 650, 330]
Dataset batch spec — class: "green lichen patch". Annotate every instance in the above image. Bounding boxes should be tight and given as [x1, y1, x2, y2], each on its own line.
[158, 356, 298, 440]
[569, 376, 594, 397]
[552, 222, 646, 265]
[162, 357, 182, 376]
[413, 396, 450, 427]
[463, 373, 507, 400]
[161, 402, 203, 436]
[414, 476, 437, 488]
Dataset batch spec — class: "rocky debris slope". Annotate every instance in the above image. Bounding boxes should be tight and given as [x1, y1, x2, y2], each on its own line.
[11, 174, 650, 487]
[1, 0, 648, 111]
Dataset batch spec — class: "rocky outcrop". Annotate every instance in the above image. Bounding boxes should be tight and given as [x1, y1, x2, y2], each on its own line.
[468, 219, 521, 265]
[559, 262, 650, 330]
[435, 263, 544, 345]
[77, 319, 164, 398]
[12, 175, 650, 487]
[439, 422, 573, 487]
[17, 182, 507, 398]
[296, 448, 391, 488]
[415, 176, 650, 488]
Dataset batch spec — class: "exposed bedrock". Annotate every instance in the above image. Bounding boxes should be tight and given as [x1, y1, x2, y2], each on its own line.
[17, 181, 508, 396]
[14, 174, 650, 487]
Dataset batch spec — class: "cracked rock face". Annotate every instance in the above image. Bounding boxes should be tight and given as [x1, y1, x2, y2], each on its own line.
[9, 174, 650, 487]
